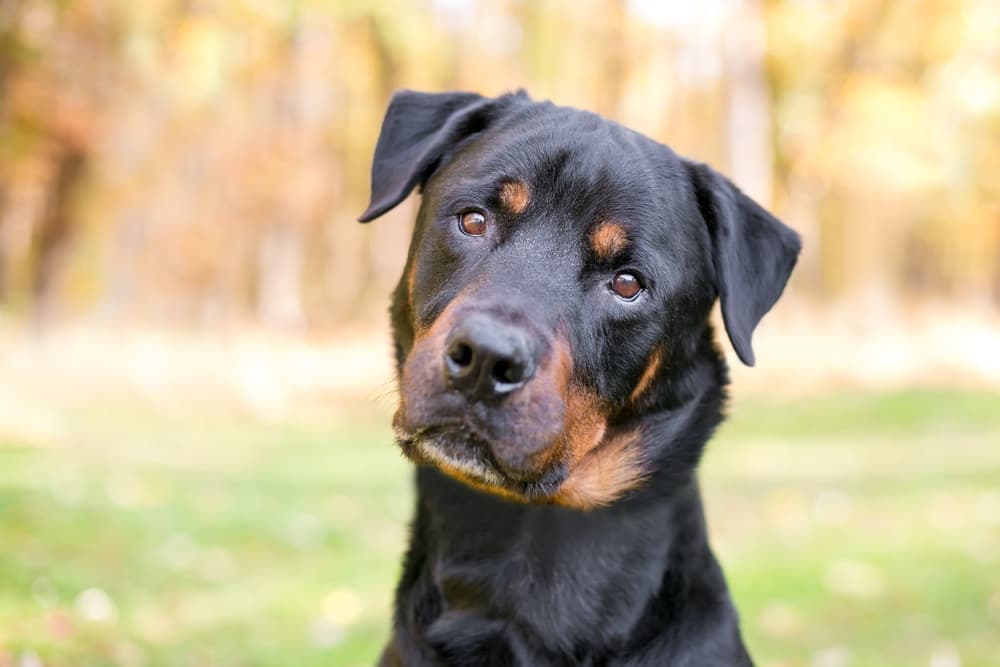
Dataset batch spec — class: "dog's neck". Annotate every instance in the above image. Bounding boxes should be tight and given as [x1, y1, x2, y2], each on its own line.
[412, 471, 720, 657]
[386, 346, 753, 665]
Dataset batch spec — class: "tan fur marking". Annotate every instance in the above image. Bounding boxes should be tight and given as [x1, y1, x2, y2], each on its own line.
[544, 380, 646, 510]
[560, 387, 607, 466]
[398, 284, 472, 415]
[499, 339, 577, 474]
[552, 430, 646, 509]
[590, 221, 628, 260]
[434, 460, 529, 504]
[406, 259, 418, 313]
[628, 349, 662, 403]
[499, 180, 531, 214]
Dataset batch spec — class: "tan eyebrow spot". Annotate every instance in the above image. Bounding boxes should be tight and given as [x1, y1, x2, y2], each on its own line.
[628, 348, 662, 403]
[590, 221, 628, 260]
[499, 180, 531, 214]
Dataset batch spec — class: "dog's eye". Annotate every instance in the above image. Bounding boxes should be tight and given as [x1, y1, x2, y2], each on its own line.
[458, 211, 487, 236]
[611, 271, 643, 300]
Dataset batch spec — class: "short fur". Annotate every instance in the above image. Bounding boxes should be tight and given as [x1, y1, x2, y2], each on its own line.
[360, 90, 801, 666]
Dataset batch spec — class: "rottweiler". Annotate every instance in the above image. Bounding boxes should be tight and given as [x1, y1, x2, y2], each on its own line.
[359, 90, 800, 666]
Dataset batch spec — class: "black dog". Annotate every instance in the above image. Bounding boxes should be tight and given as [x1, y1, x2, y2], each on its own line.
[359, 90, 800, 666]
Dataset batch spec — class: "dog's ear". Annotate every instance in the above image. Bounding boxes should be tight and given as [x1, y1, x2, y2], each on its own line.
[358, 90, 524, 222]
[684, 160, 801, 366]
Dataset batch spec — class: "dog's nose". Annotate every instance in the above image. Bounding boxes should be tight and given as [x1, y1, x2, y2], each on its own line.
[444, 315, 535, 401]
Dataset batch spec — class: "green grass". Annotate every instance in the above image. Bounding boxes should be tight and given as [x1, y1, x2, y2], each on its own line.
[1, 389, 998, 666]
[708, 389, 1000, 667]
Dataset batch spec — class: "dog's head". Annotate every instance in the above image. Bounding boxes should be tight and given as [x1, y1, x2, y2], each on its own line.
[360, 91, 800, 509]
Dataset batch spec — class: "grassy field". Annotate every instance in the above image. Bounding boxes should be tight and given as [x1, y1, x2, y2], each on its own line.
[0, 389, 997, 667]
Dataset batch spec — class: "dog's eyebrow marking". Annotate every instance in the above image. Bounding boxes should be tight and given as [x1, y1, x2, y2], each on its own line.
[590, 221, 629, 260]
[499, 179, 531, 214]
[628, 348, 662, 403]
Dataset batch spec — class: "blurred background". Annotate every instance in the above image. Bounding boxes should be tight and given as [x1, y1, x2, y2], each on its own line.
[0, 1, 997, 666]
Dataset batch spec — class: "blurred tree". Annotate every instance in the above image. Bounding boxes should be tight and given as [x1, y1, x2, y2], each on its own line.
[0, 0, 996, 328]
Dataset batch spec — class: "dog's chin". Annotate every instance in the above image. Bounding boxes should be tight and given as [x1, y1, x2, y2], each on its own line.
[394, 425, 566, 503]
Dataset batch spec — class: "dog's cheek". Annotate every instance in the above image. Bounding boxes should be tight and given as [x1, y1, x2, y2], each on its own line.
[627, 348, 663, 405]
[395, 301, 462, 429]
[390, 281, 415, 371]
[542, 340, 649, 509]
[490, 338, 610, 484]
[483, 383, 567, 474]
[558, 387, 608, 468]
[478, 340, 572, 472]
[396, 337, 442, 429]
[552, 428, 647, 509]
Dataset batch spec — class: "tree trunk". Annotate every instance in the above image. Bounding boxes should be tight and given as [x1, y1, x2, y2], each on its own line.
[31, 144, 87, 327]
[724, 0, 773, 206]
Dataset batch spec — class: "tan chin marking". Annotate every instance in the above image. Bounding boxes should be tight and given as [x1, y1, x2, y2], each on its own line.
[416, 440, 527, 503]
[414, 440, 504, 486]
[551, 429, 646, 509]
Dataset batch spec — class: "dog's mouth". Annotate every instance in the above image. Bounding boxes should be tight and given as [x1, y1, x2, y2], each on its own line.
[394, 421, 567, 501]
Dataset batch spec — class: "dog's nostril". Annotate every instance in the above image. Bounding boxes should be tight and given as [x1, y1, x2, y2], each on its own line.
[492, 359, 524, 384]
[447, 341, 474, 368]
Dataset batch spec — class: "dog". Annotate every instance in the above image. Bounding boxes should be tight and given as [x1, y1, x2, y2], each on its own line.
[359, 90, 800, 666]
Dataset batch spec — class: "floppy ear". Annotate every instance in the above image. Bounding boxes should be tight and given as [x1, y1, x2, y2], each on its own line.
[685, 160, 801, 367]
[358, 90, 524, 222]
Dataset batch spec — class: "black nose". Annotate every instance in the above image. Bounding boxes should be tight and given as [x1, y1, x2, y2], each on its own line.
[444, 315, 535, 401]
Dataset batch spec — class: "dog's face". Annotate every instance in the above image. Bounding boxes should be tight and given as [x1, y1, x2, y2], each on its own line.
[360, 91, 799, 509]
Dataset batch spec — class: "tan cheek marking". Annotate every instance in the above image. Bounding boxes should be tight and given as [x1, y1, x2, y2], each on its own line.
[545, 338, 647, 508]
[628, 348, 662, 403]
[500, 180, 531, 214]
[530, 334, 608, 471]
[406, 259, 418, 314]
[396, 286, 474, 427]
[590, 221, 628, 261]
[498, 339, 576, 474]
[559, 387, 607, 467]
[552, 429, 647, 509]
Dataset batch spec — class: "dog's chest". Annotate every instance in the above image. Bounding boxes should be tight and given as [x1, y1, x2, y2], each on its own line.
[427, 507, 671, 659]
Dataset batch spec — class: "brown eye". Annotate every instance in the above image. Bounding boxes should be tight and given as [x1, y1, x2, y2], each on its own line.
[458, 211, 487, 236]
[611, 271, 643, 300]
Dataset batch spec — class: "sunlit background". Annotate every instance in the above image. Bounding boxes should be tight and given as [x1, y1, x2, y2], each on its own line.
[0, 1, 998, 666]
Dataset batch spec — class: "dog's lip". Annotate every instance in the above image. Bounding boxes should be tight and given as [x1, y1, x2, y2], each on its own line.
[394, 421, 567, 498]
[394, 421, 506, 478]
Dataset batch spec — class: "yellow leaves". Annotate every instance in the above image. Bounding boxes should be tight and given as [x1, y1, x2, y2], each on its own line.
[1, 0, 998, 319]
[833, 77, 944, 194]
[169, 16, 229, 105]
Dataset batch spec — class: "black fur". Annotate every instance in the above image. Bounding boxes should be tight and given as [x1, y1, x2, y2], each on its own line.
[360, 90, 800, 666]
